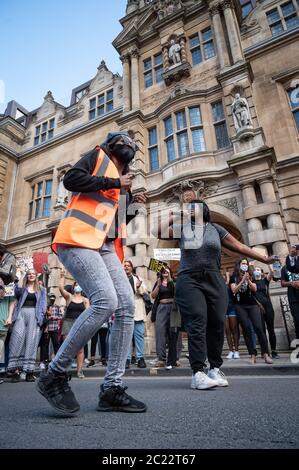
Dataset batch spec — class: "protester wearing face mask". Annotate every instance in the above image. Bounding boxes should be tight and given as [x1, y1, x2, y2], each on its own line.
[151, 267, 177, 369]
[37, 132, 147, 415]
[252, 266, 279, 359]
[58, 270, 89, 379]
[229, 259, 273, 364]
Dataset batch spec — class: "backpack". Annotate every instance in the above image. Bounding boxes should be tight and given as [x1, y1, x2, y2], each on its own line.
[0, 251, 17, 285]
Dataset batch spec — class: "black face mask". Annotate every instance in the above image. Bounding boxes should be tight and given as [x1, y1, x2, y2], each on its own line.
[112, 144, 135, 163]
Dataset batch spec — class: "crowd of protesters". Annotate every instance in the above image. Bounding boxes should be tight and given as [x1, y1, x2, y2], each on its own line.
[1, 241, 299, 386]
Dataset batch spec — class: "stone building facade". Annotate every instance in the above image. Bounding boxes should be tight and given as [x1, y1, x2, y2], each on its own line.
[0, 0, 299, 351]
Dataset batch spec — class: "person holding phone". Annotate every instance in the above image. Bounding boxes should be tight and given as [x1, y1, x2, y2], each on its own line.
[37, 132, 147, 414]
[230, 259, 273, 364]
[151, 267, 177, 369]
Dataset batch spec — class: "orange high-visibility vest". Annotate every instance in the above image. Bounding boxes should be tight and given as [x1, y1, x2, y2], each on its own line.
[52, 148, 126, 262]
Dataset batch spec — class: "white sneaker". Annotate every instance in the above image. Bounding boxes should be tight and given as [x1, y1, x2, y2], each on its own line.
[191, 371, 218, 390]
[233, 351, 240, 359]
[208, 368, 229, 387]
[165, 365, 173, 370]
[20, 372, 26, 381]
[77, 370, 85, 379]
[84, 358, 89, 365]
[39, 362, 46, 370]
[226, 351, 234, 359]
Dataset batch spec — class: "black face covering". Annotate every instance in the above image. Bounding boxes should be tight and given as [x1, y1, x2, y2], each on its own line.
[111, 144, 135, 163]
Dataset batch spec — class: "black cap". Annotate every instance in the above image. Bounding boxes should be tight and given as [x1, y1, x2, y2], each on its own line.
[101, 132, 138, 152]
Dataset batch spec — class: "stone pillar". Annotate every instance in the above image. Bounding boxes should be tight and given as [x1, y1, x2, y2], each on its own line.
[162, 46, 170, 71]
[131, 49, 140, 110]
[272, 241, 288, 257]
[259, 179, 276, 203]
[179, 37, 187, 64]
[209, 4, 230, 69]
[125, 246, 134, 258]
[120, 53, 131, 113]
[259, 178, 289, 256]
[242, 183, 258, 208]
[135, 243, 147, 258]
[222, 0, 244, 64]
[242, 183, 267, 253]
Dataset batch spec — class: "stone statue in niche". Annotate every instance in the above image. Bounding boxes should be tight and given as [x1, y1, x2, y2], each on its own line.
[56, 172, 69, 206]
[231, 93, 252, 131]
[168, 39, 181, 66]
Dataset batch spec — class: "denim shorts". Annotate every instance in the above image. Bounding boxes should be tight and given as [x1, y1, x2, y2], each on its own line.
[226, 307, 237, 317]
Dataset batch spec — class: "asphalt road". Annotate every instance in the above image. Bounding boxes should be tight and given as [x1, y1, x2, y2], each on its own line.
[1, 376, 298, 449]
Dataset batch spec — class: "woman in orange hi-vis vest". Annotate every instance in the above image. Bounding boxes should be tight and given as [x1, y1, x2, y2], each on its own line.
[37, 132, 148, 414]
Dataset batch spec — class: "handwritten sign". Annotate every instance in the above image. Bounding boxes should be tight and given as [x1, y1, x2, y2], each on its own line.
[153, 248, 181, 261]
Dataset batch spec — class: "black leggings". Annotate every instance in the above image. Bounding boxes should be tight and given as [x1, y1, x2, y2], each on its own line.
[40, 330, 60, 363]
[289, 301, 299, 339]
[235, 304, 269, 355]
[90, 328, 108, 358]
[261, 300, 276, 351]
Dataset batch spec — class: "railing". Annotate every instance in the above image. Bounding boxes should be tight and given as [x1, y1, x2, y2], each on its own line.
[280, 295, 296, 348]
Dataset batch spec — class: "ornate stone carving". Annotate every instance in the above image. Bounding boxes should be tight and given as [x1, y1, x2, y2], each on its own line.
[131, 48, 140, 59]
[209, 3, 221, 17]
[151, 0, 183, 20]
[97, 60, 108, 72]
[231, 93, 253, 132]
[222, 0, 233, 10]
[241, 18, 259, 34]
[44, 91, 54, 103]
[168, 39, 182, 66]
[165, 179, 219, 204]
[215, 197, 239, 216]
[120, 53, 130, 64]
[169, 84, 187, 98]
[163, 61, 191, 86]
[56, 171, 69, 207]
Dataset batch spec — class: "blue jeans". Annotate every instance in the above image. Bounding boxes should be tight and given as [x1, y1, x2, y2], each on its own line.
[50, 242, 135, 390]
[127, 321, 145, 360]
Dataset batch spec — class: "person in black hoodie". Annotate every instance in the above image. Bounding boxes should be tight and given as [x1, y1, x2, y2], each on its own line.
[285, 245, 299, 273]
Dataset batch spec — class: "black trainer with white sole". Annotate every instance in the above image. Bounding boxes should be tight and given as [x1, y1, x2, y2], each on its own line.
[97, 384, 147, 413]
[37, 368, 80, 414]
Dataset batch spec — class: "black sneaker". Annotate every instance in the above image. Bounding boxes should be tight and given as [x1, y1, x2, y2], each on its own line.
[36, 368, 80, 414]
[87, 359, 95, 368]
[125, 359, 130, 369]
[11, 372, 20, 383]
[137, 357, 147, 368]
[131, 355, 136, 365]
[97, 384, 147, 413]
[26, 373, 36, 382]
